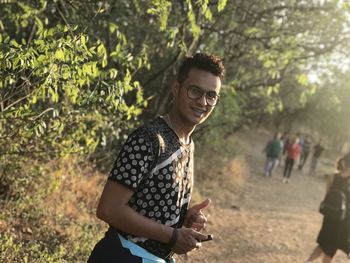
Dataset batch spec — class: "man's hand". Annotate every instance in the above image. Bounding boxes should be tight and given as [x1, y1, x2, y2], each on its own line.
[183, 199, 210, 231]
[172, 227, 208, 254]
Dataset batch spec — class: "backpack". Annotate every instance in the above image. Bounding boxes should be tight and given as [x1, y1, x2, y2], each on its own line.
[319, 178, 347, 221]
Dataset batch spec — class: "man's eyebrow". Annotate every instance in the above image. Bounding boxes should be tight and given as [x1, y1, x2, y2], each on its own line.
[188, 85, 218, 94]
[188, 84, 203, 89]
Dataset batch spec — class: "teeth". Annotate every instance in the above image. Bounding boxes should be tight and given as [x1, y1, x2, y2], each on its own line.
[193, 108, 205, 113]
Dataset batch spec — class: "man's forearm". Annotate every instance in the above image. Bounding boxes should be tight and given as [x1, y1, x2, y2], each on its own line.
[97, 203, 173, 244]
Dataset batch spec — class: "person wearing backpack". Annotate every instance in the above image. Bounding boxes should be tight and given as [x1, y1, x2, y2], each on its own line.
[305, 152, 350, 263]
[262, 132, 283, 177]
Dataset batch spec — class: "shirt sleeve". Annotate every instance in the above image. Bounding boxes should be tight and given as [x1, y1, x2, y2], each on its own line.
[108, 130, 157, 190]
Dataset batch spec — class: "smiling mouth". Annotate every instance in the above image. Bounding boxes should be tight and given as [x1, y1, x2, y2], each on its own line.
[191, 107, 207, 116]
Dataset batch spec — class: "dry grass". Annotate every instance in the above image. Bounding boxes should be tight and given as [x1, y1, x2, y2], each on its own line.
[0, 157, 108, 262]
[220, 155, 250, 191]
[197, 155, 250, 205]
[193, 135, 251, 206]
[42, 159, 101, 216]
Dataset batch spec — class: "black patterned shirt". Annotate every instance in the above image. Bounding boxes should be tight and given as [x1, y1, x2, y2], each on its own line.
[108, 116, 194, 259]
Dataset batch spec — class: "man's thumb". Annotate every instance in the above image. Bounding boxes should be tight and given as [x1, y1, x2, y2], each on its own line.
[192, 198, 211, 212]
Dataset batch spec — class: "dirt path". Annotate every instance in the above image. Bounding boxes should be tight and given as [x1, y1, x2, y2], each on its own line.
[176, 131, 348, 263]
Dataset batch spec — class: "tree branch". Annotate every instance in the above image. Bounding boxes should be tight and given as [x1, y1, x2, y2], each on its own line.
[142, 51, 181, 87]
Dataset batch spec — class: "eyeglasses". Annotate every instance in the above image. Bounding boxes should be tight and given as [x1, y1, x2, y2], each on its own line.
[184, 86, 220, 106]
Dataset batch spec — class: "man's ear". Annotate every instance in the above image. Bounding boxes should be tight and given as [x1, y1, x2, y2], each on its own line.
[171, 80, 180, 97]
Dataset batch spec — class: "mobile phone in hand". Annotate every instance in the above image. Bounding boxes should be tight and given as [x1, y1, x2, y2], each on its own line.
[201, 234, 213, 242]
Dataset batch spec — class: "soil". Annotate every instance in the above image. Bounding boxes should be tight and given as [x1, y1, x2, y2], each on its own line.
[175, 130, 348, 263]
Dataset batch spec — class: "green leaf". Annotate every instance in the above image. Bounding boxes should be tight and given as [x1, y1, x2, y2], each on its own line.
[12, 58, 20, 69]
[245, 27, 260, 36]
[81, 35, 86, 46]
[218, 0, 228, 12]
[54, 49, 65, 61]
[97, 44, 105, 56]
[10, 39, 20, 48]
[109, 69, 118, 79]
[34, 17, 44, 33]
[297, 74, 308, 86]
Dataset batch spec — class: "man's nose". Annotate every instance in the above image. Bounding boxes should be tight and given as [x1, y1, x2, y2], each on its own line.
[196, 93, 208, 106]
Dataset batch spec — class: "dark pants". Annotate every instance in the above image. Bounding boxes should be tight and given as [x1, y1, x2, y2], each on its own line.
[88, 229, 142, 263]
[298, 151, 309, 170]
[283, 158, 295, 178]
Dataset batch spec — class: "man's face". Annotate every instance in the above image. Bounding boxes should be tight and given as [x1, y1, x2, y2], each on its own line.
[172, 68, 221, 126]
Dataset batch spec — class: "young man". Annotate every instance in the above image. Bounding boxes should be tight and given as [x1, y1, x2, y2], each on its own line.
[88, 53, 225, 262]
[298, 135, 311, 170]
[309, 140, 325, 176]
[262, 132, 283, 177]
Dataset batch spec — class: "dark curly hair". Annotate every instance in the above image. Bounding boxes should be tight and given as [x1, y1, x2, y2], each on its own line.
[177, 53, 225, 84]
[337, 152, 350, 172]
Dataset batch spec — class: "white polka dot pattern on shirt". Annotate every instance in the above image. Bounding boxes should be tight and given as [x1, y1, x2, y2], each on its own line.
[108, 117, 194, 260]
[110, 133, 154, 189]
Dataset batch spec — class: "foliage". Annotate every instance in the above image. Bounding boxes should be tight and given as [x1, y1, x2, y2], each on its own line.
[297, 68, 350, 149]
[199, 0, 350, 134]
[2, 0, 350, 158]
[188, 0, 350, 141]
[2, 0, 350, 262]
[0, 0, 231, 161]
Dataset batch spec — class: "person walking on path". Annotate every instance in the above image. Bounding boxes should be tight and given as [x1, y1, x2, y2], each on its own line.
[87, 53, 225, 263]
[305, 153, 350, 263]
[282, 136, 302, 184]
[309, 140, 325, 176]
[281, 131, 290, 155]
[298, 135, 312, 170]
[262, 132, 283, 177]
